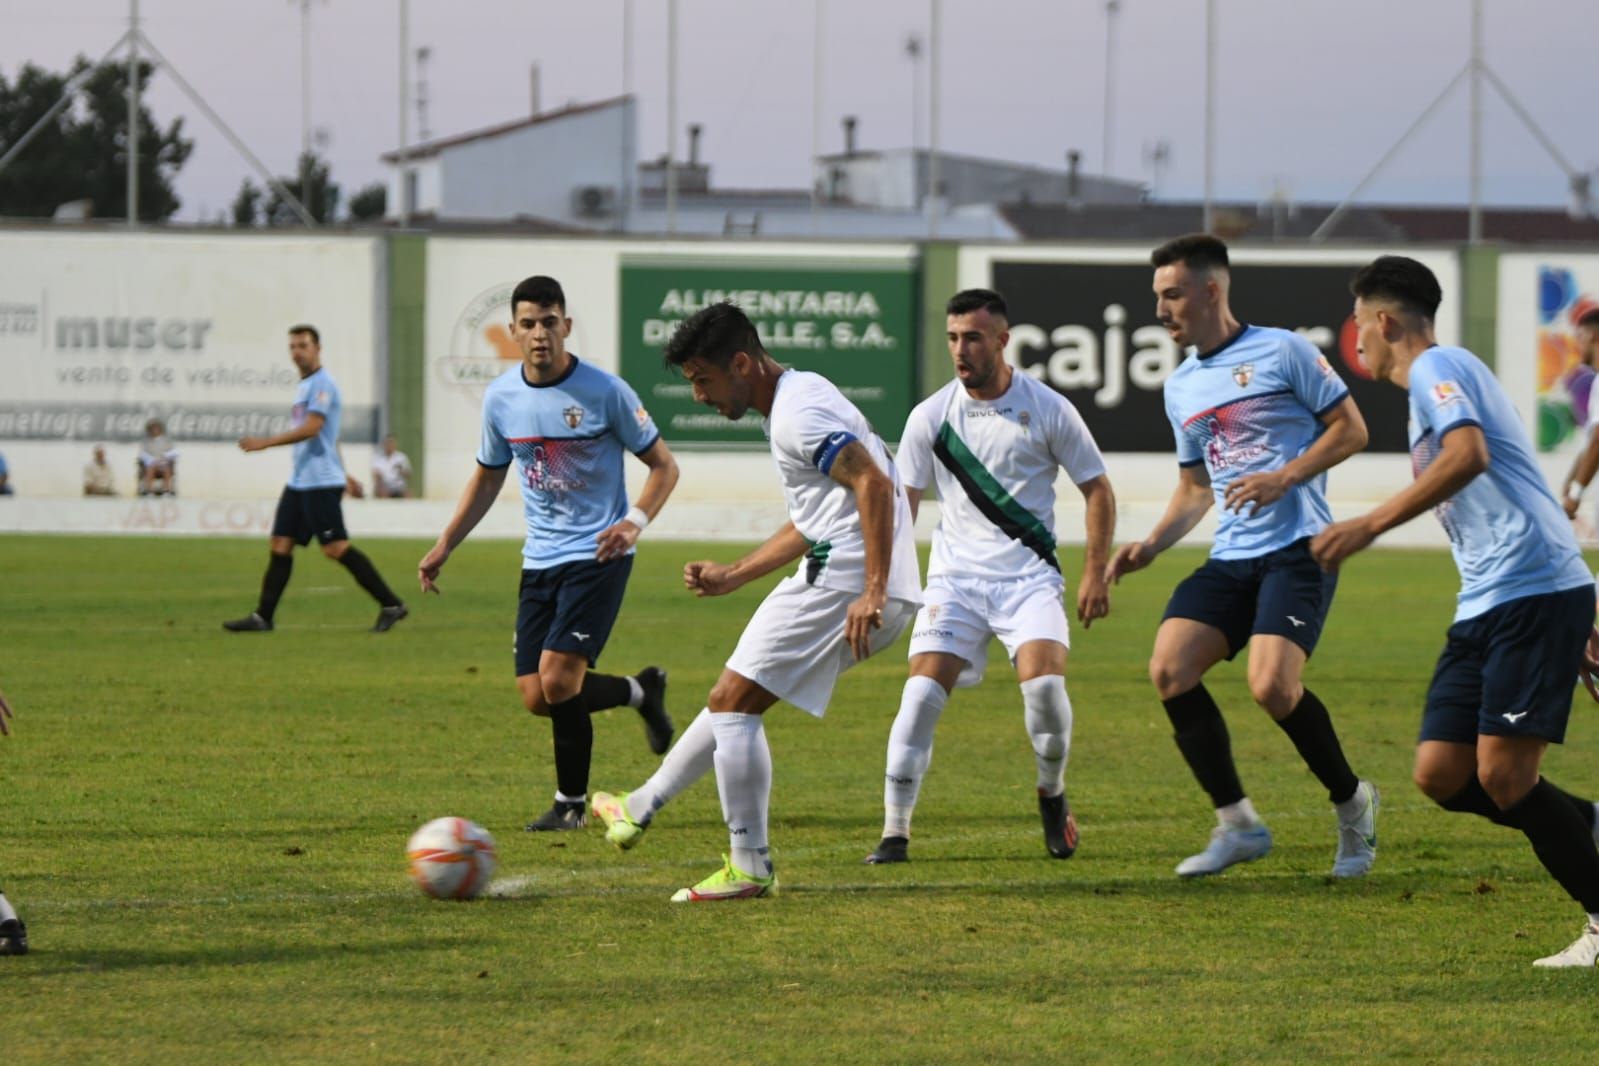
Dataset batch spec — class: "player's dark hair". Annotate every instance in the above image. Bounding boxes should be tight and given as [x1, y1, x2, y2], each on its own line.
[663, 301, 765, 371]
[1577, 308, 1599, 332]
[946, 288, 1008, 320]
[1349, 256, 1443, 320]
[288, 324, 320, 344]
[510, 275, 566, 313]
[1151, 233, 1231, 272]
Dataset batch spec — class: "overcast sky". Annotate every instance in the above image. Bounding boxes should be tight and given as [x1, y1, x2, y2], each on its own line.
[3, 0, 1594, 223]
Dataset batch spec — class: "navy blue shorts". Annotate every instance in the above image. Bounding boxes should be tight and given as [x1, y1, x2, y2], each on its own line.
[271, 486, 348, 546]
[1161, 537, 1337, 659]
[1419, 585, 1594, 745]
[514, 555, 633, 676]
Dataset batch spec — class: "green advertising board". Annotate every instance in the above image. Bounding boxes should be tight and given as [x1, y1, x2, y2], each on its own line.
[619, 258, 918, 445]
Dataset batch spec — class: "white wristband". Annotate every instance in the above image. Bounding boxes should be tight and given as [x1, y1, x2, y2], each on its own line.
[625, 506, 650, 532]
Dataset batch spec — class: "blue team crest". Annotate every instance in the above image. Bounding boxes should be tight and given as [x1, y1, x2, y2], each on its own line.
[563, 405, 584, 429]
[1232, 364, 1253, 388]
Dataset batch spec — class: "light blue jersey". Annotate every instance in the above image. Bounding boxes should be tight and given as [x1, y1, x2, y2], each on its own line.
[1407, 346, 1589, 621]
[287, 366, 345, 489]
[1163, 325, 1350, 560]
[477, 356, 660, 570]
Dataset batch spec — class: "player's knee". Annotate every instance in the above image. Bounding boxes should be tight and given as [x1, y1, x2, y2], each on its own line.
[1247, 676, 1297, 716]
[1148, 656, 1196, 699]
[320, 541, 346, 560]
[538, 671, 580, 705]
[1412, 764, 1460, 804]
[1477, 763, 1535, 810]
[1030, 732, 1067, 760]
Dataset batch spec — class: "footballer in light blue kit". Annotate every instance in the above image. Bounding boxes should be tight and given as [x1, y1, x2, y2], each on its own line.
[223, 324, 408, 634]
[1106, 234, 1379, 882]
[1314, 255, 1599, 969]
[418, 276, 681, 834]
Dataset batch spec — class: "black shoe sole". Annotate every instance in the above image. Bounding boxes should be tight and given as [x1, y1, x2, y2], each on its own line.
[864, 838, 909, 864]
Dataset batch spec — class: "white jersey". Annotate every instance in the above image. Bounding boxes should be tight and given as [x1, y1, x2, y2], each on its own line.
[898, 372, 1106, 583]
[764, 370, 921, 604]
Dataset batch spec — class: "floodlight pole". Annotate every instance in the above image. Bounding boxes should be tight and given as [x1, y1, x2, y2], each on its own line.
[666, 0, 678, 235]
[810, 0, 823, 234]
[1102, 0, 1120, 177]
[1468, 0, 1483, 243]
[0, 4, 317, 227]
[927, 0, 940, 238]
[398, 0, 409, 225]
[1314, 0, 1582, 242]
[1202, 0, 1215, 233]
[128, 0, 140, 226]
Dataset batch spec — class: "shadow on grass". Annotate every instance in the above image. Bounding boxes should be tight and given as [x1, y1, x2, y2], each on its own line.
[15, 934, 445, 977]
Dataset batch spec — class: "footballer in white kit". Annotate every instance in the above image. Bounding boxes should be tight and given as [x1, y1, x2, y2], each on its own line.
[866, 288, 1116, 866]
[590, 301, 920, 902]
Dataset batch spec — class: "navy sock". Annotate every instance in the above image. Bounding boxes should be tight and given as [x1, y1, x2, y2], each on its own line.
[1274, 688, 1359, 805]
[547, 694, 593, 799]
[257, 552, 293, 622]
[1162, 684, 1245, 808]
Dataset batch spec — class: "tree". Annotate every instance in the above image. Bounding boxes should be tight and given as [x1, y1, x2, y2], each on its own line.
[0, 56, 193, 221]
[263, 151, 339, 225]
[348, 181, 386, 222]
[231, 179, 261, 227]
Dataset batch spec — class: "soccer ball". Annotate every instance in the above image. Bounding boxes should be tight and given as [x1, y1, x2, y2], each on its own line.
[406, 817, 498, 900]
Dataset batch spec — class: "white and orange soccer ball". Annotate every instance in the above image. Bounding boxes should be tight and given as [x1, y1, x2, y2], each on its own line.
[406, 817, 498, 900]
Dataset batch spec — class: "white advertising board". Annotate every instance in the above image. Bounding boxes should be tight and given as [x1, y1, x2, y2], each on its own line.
[0, 231, 381, 501]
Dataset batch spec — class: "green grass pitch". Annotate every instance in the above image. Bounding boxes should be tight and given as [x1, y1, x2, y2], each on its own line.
[4, 533, 1599, 1063]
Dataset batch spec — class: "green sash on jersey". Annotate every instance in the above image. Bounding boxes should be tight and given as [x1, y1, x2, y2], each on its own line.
[931, 421, 1059, 572]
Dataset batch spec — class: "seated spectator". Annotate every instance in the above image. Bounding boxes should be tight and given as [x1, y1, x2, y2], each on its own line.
[138, 419, 178, 496]
[0, 451, 11, 495]
[371, 434, 413, 498]
[83, 445, 116, 496]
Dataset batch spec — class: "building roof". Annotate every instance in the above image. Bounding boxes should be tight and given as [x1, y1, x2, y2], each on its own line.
[1000, 200, 1599, 244]
[382, 95, 631, 163]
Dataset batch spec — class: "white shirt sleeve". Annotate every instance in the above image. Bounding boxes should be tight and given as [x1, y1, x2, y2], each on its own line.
[1047, 394, 1108, 485]
[894, 400, 937, 492]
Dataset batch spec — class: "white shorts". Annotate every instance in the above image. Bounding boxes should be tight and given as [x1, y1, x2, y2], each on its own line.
[725, 575, 917, 717]
[907, 572, 1070, 688]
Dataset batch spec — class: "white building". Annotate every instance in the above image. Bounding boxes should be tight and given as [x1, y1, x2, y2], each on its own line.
[381, 98, 1143, 240]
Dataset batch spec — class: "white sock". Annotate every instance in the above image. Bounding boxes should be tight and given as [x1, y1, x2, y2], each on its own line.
[712, 712, 773, 876]
[625, 675, 644, 708]
[883, 675, 949, 838]
[627, 708, 717, 823]
[1334, 781, 1369, 822]
[554, 790, 585, 805]
[1021, 674, 1072, 797]
[0, 892, 16, 924]
[1217, 797, 1262, 830]
[1587, 911, 1599, 930]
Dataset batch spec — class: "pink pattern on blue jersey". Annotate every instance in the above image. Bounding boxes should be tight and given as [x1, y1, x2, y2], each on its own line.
[1163, 325, 1348, 560]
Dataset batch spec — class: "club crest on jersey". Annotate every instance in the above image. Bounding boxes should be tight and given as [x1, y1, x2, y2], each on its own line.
[926, 604, 940, 622]
[1018, 410, 1031, 428]
[1232, 364, 1254, 388]
[563, 405, 584, 429]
